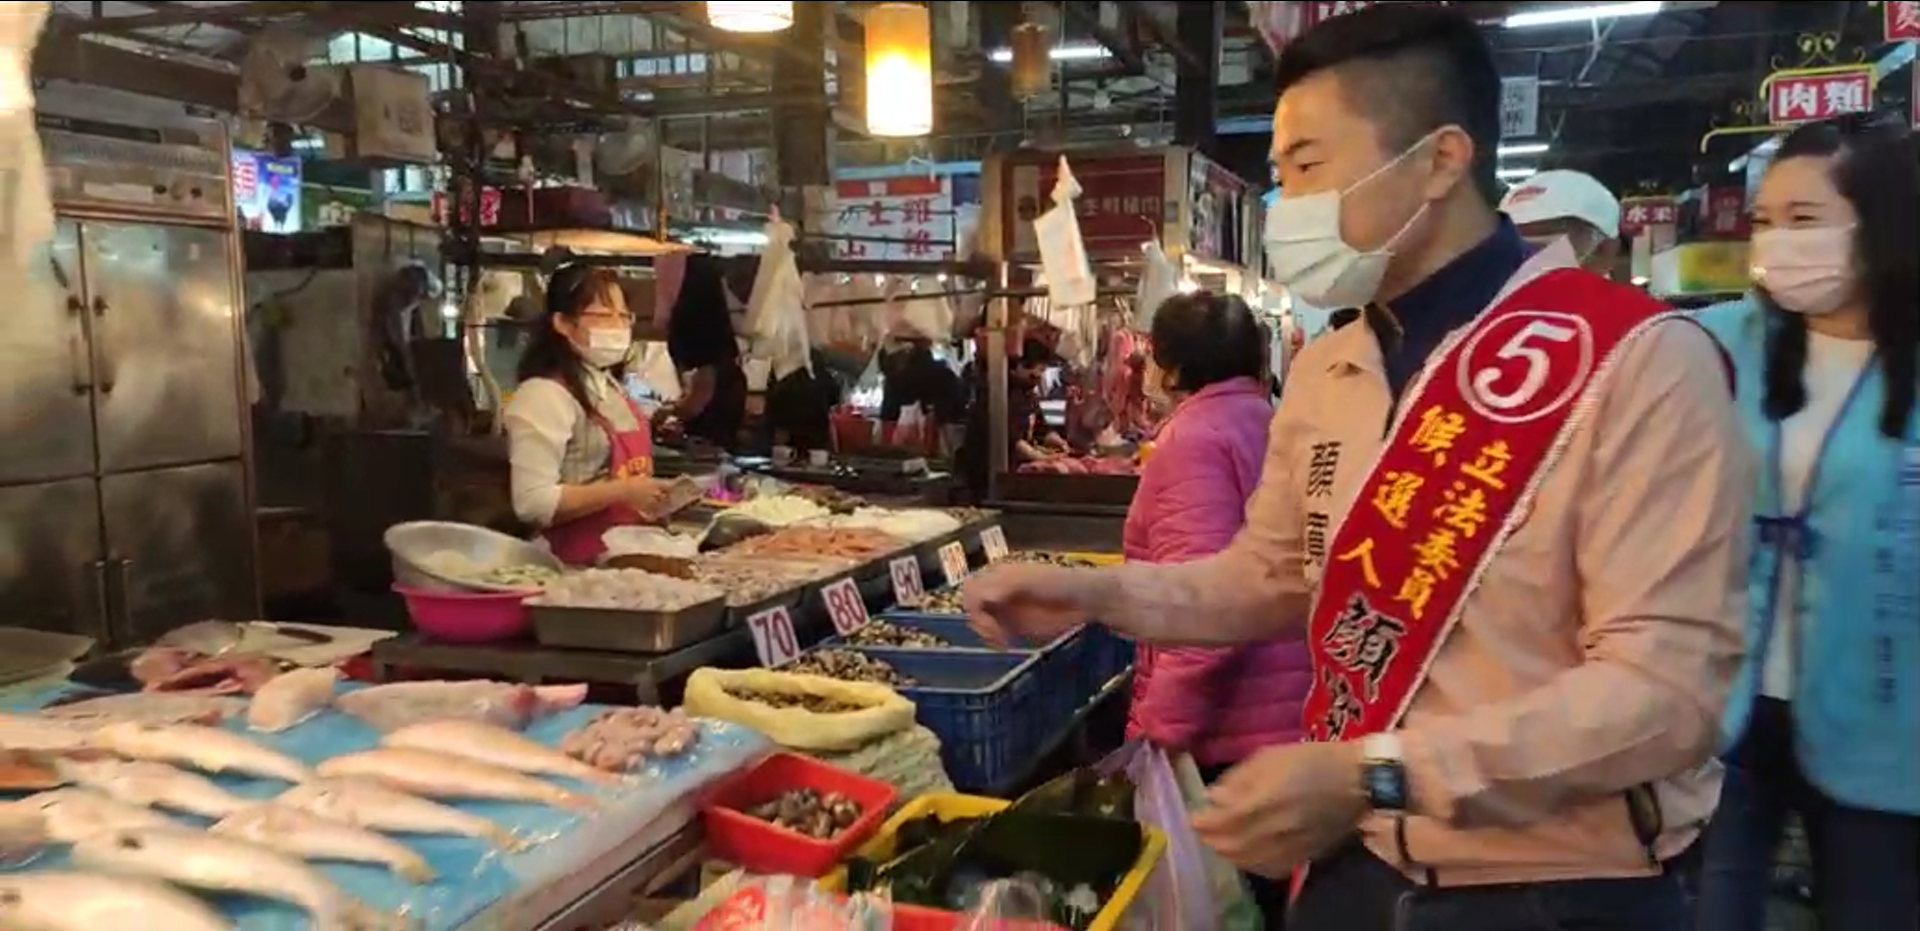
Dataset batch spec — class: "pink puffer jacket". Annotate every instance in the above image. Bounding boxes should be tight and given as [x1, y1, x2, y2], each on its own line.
[1122, 378, 1312, 766]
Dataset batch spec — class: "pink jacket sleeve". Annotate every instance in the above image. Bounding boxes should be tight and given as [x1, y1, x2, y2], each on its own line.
[1132, 427, 1250, 750]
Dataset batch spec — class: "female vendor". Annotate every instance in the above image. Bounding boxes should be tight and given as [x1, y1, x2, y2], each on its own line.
[504, 263, 671, 565]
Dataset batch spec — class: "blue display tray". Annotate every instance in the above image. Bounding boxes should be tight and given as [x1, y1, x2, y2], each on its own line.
[1, 683, 769, 930]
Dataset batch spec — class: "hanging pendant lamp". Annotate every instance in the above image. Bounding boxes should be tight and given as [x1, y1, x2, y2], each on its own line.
[706, 1, 793, 33]
[864, 2, 934, 138]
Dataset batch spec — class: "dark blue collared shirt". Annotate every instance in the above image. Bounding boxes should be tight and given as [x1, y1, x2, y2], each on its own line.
[1364, 220, 1530, 402]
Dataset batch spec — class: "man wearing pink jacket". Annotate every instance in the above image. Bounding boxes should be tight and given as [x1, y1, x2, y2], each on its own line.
[966, 6, 1749, 930]
[1123, 290, 1309, 926]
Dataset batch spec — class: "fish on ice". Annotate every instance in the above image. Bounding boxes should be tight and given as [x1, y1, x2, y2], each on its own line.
[71, 827, 412, 931]
[248, 667, 340, 733]
[9, 788, 183, 843]
[317, 748, 590, 810]
[89, 721, 313, 783]
[212, 804, 435, 883]
[382, 720, 619, 786]
[0, 713, 94, 753]
[53, 757, 251, 819]
[0, 870, 232, 931]
[277, 778, 521, 850]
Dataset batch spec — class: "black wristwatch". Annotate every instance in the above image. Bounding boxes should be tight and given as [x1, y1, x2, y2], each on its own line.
[1360, 733, 1409, 812]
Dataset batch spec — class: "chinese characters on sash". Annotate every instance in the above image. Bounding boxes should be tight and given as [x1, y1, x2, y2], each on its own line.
[1300, 273, 1675, 743]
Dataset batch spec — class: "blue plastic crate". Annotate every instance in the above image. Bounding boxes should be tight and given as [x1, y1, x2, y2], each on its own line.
[830, 612, 1067, 653]
[855, 613, 1080, 735]
[1077, 625, 1136, 698]
[832, 646, 1040, 792]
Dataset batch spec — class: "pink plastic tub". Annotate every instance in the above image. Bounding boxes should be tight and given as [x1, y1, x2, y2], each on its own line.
[393, 584, 532, 643]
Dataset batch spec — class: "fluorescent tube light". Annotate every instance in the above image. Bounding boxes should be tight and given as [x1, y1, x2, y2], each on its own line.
[1505, 2, 1665, 30]
[1498, 142, 1549, 157]
[1497, 167, 1537, 181]
[987, 44, 1111, 64]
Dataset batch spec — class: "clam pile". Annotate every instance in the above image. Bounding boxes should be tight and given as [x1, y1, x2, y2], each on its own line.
[786, 649, 916, 687]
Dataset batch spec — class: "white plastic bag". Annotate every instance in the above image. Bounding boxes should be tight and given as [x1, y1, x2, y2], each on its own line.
[1034, 156, 1096, 308]
[744, 215, 813, 380]
[634, 341, 682, 402]
[1135, 241, 1181, 331]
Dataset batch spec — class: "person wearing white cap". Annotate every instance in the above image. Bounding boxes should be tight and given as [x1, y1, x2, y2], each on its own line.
[1500, 169, 1622, 275]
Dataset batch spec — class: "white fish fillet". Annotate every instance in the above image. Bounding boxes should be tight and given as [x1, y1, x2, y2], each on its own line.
[0, 870, 232, 931]
[212, 804, 434, 883]
[278, 778, 521, 850]
[383, 720, 619, 786]
[0, 713, 94, 752]
[248, 667, 340, 733]
[54, 758, 251, 819]
[90, 721, 313, 783]
[71, 828, 411, 931]
[317, 748, 591, 810]
[11, 788, 183, 843]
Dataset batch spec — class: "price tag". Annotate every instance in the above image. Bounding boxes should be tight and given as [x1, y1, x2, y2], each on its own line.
[889, 555, 925, 607]
[820, 576, 870, 636]
[746, 605, 800, 667]
[936, 541, 969, 588]
[980, 525, 1010, 562]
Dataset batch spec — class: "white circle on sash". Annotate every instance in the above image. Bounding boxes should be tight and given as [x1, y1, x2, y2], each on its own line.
[1455, 310, 1596, 424]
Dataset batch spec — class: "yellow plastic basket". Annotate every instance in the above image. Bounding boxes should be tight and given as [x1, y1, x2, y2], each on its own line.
[820, 792, 1165, 931]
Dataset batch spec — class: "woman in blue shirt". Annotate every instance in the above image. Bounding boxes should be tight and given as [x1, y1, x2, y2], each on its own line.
[1691, 113, 1919, 930]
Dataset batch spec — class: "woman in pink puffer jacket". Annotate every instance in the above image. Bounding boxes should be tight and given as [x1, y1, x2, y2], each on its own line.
[1122, 292, 1310, 926]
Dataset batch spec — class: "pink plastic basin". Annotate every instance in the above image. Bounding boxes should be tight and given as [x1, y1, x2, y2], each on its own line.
[393, 584, 532, 643]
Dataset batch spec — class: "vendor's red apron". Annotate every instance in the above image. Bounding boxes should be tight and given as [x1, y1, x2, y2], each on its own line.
[1289, 268, 1697, 897]
[539, 388, 656, 567]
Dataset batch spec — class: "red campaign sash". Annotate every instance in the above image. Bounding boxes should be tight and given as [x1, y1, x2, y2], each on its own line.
[1299, 269, 1683, 744]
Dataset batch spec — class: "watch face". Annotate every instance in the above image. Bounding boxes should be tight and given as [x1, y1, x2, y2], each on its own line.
[1366, 763, 1408, 810]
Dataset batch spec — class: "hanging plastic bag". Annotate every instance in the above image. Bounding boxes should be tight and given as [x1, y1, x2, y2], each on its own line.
[958, 878, 1074, 931]
[892, 403, 927, 451]
[744, 213, 814, 380]
[1135, 241, 1181, 331]
[1033, 156, 1096, 308]
[1105, 740, 1263, 931]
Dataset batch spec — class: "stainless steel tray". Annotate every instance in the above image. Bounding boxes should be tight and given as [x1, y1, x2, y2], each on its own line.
[527, 598, 729, 653]
[0, 627, 96, 684]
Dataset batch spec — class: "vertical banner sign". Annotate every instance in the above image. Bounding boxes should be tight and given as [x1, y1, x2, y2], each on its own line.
[937, 542, 969, 588]
[1763, 66, 1874, 125]
[820, 577, 871, 636]
[1704, 187, 1749, 239]
[830, 175, 956, 261]
[1499, 76, 1541, 140]
[230, 149, 303, 234]
[980, 525, 1011, 562]
[747, 606, 800, 667]
[889, 555, 926, 607]
[1886, 1, 1920, 42]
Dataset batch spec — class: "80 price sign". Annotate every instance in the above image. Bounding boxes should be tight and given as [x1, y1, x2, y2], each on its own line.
[820, 577, 870, 635]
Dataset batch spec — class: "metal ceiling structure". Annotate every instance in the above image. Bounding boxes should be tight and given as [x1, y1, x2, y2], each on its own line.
[32, 1, 1916, 194]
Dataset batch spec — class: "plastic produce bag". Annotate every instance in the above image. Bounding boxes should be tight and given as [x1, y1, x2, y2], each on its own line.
[1104, 740, 1263, 931]
[1033, 157, 1096, 308]
[691, 872, 892, 930]
[959, 879, 1077, 930]
[334, 680, 588, 732]
[1134, 241, 1180, 331]
[635, 341, 683, 402]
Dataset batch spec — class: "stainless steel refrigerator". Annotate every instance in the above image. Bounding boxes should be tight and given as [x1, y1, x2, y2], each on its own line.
[1, 111, 258, 646]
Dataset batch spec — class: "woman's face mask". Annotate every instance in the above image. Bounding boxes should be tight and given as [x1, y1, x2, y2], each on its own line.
[1750, 225, 1855, 316]
[1262, 132, 1439, 309]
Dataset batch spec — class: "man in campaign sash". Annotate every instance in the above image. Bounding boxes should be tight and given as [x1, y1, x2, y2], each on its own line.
[962, 6, 1751, 930]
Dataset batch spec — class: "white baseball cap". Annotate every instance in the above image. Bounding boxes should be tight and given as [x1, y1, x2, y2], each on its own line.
[1501, 170, 1621, 238]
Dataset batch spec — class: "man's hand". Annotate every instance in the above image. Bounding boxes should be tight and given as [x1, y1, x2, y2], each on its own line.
[961, 563, 1106, 647]
[1192, 741, 1368, 879]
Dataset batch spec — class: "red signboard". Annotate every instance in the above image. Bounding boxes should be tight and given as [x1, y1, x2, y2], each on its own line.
[1619, 197, 1678, 238]
[1004, 153, 1168, 258]
[1302, 1, 1445, 29]
[1703, 186, 1749, 240]
[1765, 68, 1874, 125]
[1886, 0, 1920, 42]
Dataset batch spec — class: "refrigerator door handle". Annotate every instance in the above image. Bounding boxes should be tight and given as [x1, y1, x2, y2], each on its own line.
[113, 557, 134, 639]
[92, 295, 117, 394]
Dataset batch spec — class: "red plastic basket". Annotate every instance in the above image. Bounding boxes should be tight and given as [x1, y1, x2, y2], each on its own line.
[701, 752, 898, 877]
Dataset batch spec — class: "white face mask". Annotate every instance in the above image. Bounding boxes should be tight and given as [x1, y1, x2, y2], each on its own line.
[579, 327, 632, 368]
[1751, 225, 1855, 316]
[1263, 134, 1437, 309]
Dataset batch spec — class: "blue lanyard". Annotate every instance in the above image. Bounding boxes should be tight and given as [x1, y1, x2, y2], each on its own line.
[1759, 354, 1878, 561]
